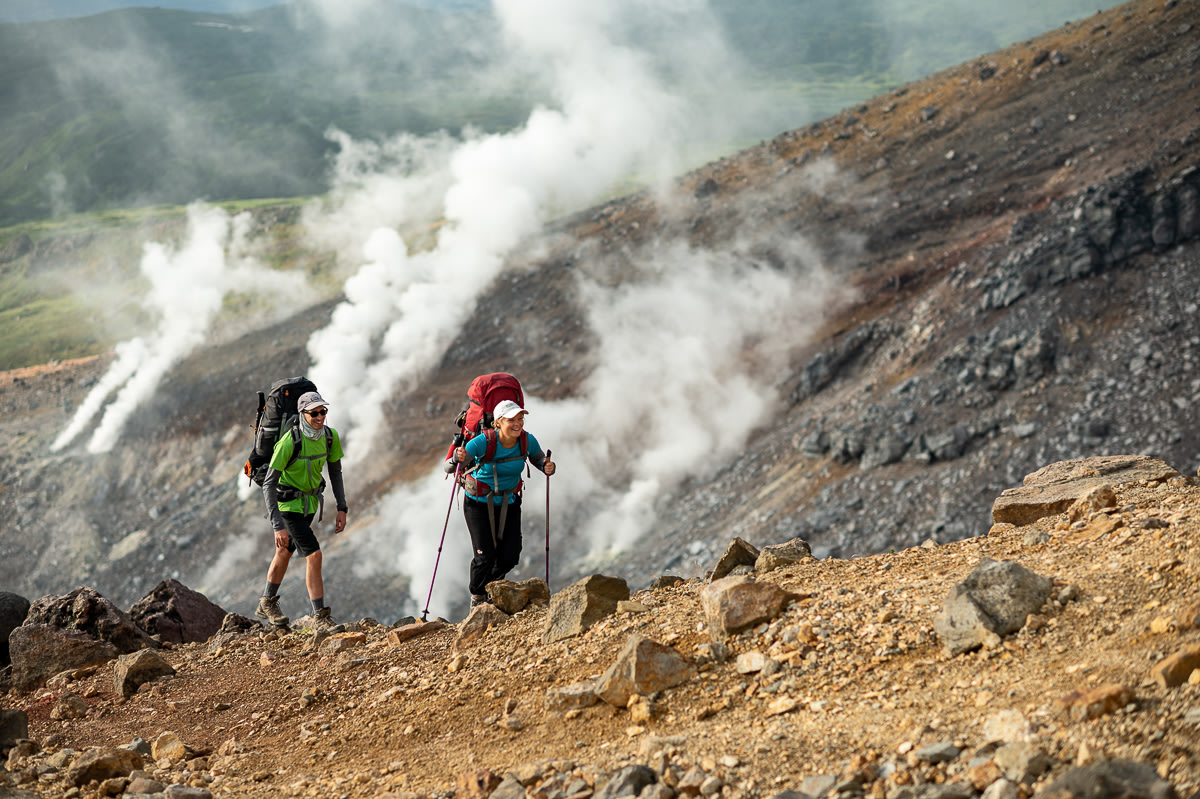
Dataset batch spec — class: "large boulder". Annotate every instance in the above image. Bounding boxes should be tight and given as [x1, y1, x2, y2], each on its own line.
[594, 635, 695, 708]
[991, 455, 1178, 526]
[9, 624, 120, 691]
[543, 575, 629, 644]
[701, 575, 799, 642]
[754, 538, 813, 573]
[1037, 759, 1175, 799]
[0, 709, 29, 749]
[0, 592, 31, 667]
[708, 537, 760, 581]
[485, 578, 550, 615]
[25, 587, 156, 653]
[127, 579, 227, 644]
[454, 604, 509, 651]
[933, 559, 1054, 656]
[66, 747, 145, 788]
[114, 649, 177, 699]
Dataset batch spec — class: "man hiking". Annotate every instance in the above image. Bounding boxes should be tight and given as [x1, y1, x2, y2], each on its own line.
[256, 390, 349, 633]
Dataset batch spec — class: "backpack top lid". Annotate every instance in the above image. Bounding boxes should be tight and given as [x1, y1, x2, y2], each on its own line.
[251, 376, 318, 462]
[463, 373, 523, 435]
[268, 376, 317, 413]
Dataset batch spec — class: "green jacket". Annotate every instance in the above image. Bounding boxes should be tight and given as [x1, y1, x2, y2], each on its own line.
[269, 426, 344, 517]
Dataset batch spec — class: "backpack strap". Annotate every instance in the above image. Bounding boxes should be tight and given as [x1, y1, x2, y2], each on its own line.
[281, 422, 334, 470]
[277, 424, 334, 521]
[481, 429, 528, 463]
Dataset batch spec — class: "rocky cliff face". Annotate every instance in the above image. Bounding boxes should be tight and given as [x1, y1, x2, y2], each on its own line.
[2, 0, 1199, 624]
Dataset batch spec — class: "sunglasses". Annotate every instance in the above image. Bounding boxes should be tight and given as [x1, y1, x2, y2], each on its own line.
[304, 408, 328, 417]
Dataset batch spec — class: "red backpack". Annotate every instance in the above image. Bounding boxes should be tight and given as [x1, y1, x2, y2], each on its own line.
[446, 373, 531, 497]
[447, 372, 524, 458]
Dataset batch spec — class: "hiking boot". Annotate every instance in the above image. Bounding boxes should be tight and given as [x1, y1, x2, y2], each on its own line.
[255, 595, 289, 627]
[313, 607, 345, 634]
[470, 594, 490, 608]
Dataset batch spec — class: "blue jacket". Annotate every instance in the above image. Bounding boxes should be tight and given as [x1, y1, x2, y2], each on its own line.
[463, 432, 546, 503]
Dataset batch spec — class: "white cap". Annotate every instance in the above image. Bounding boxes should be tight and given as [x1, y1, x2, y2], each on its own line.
[493, 400, 527, 419]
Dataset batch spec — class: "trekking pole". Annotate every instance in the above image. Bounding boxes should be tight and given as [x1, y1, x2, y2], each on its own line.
[544, 450, 551, 590]
[421, 465, 460, 622]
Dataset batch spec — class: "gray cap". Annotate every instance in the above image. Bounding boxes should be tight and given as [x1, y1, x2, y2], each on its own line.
[297, 391, 329, 412]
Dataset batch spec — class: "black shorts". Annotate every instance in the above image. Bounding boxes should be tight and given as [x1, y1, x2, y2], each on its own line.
[280, 511, 320, 558]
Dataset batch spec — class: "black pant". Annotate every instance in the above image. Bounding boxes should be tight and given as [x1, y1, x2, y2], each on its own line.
[463, 495, 522, 596]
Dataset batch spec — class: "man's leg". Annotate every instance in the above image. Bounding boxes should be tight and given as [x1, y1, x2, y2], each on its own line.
[266, 546, 292, 585]
[282, 512, 343, 632]
[257, 542, 294, 626]
[305, 550, 325, 606]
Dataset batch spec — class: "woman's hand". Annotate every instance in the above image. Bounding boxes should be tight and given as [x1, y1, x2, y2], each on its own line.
[455, 446, 468, 463]
[543, 458, 556, 476]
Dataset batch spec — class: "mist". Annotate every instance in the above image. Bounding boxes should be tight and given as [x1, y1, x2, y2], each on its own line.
[34, 0, 1125, 617]
[303, 0, 740, 451]
[292, 0, 855, 616]
[51, 204, 310, 454]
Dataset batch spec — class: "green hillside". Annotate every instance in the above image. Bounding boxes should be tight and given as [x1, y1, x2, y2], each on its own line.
[0, 5, 532, 226]
[0, 0, 1120, 228]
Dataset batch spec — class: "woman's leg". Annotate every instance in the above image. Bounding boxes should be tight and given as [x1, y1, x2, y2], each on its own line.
[492, 497, 523, 582]
[464, 498, 499, 597]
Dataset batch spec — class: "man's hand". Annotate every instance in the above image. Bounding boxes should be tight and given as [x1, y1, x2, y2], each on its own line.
[335, 510, 347, 534]
[274, 529, 289, 549]
[543, 458, 556, 476]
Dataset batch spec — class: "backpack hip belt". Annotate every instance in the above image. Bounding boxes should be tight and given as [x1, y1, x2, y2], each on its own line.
[276, 478, 327, 521]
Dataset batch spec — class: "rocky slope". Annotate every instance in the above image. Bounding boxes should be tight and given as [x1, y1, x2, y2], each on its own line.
[2, 0, 1200, 624]
[2, 456, 1199, 799]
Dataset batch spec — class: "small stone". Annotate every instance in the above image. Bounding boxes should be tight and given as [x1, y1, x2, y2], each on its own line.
[1067, 484, 1118, 522]
[736, 651, 767, 674]
[151, 732, 187, 764]
[51, 693, 89, 720]
[1057, 683, 1133, 721]
[1076, 741, 1106, 766]
[1149, 617, 1174, 635]
[915, 742, 960, 763]
[1151, 644, 1200, 688]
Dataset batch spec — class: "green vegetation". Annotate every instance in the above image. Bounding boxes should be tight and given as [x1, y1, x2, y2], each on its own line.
[0, 197, 333, 371]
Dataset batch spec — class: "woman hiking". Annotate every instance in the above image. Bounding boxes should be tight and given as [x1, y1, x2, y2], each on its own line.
[449, 399, 555, 607]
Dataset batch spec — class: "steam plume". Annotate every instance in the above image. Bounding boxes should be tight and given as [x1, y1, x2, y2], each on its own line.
[52, 204, 306, 453]
[305, 0, 726, 450]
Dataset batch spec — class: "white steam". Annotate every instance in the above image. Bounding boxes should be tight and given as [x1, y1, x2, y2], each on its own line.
[305, 0, 723, 451]
[52, 204, 305, 453]
[290, 0, 852, 617]
[354, 226, 846, 617]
